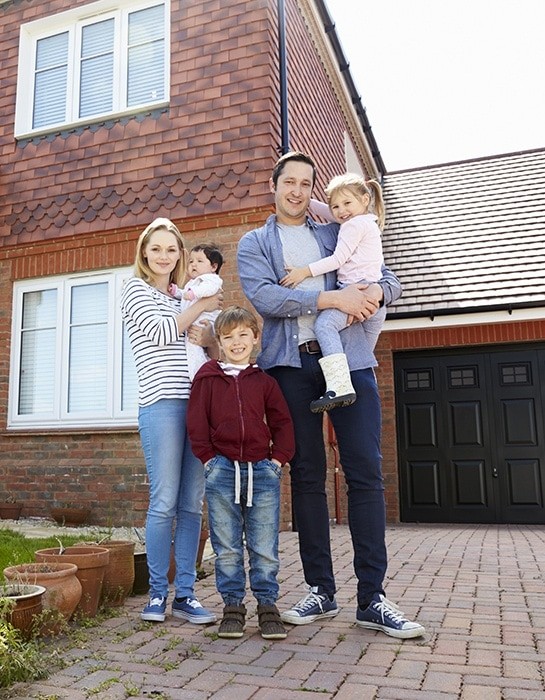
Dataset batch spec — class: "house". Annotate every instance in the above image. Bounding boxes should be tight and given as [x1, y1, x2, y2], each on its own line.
[0, 0, 381, 528]
[2, 0, 543, 529]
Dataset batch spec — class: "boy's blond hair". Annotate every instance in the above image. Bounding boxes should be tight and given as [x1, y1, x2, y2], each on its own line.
[215, 306, 259, 338]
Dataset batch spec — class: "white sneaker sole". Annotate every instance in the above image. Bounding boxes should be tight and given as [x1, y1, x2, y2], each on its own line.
[281, 607, 340, 625]
[141, 611, 166, 622]
[172, 609, 217, 624]
[355, 619, 425, 639]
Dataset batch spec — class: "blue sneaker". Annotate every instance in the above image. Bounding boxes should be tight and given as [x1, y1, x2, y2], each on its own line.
[356, 594, 425, 639]
[172, 597, 216, 624]
[141, 594, 166, 622]
[280, 587, 339, 625]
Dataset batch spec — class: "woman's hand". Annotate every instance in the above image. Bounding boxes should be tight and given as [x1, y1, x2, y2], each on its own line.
[201, 290, 223, 312]
[188, 320, 215, 347]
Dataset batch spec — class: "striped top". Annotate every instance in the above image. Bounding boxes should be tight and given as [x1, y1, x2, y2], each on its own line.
[121, 277, 191, 406]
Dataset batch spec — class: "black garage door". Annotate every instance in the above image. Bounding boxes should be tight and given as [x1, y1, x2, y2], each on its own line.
[395, 343, 545, 523]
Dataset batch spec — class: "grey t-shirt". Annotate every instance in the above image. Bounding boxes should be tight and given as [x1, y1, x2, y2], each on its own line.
[278, 223, 324, 344]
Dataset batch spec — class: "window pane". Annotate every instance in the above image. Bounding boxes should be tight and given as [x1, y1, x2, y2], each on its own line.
[33, 33, 68, 129]
[68, 283, 108, 412]
[122, 324, 138, 411]
[69, 325, 108, 412]
[19, 290, 58, 415]
[127, 4, 165, 106]
[80, 19, 114, 118]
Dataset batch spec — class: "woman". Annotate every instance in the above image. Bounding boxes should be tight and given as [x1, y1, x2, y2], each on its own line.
[121, 217, 222, 623]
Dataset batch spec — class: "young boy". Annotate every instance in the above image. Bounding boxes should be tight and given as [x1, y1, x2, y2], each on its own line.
[187, 306, 295, 640]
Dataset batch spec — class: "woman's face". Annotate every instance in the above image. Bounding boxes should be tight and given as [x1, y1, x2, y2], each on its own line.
[143, 229, 181, 280]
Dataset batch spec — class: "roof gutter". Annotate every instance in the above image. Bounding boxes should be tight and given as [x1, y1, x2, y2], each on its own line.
[314, 0, 386, 176]
[388, 300, 545, 321]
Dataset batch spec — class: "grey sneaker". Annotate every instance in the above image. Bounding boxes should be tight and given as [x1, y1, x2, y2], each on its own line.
[257, 604, 287, 640]
[218, 604, 246, 639]
[281, 587, 339, 625]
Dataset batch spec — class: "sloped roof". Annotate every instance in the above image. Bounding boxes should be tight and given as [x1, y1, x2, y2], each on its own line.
[382, 148, 545, 318]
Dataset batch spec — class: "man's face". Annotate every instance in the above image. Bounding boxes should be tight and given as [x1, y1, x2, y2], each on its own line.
[270, 160, 314, 226]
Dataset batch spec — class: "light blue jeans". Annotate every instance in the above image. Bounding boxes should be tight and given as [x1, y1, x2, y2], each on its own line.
[205, 455, 282, 606]
[138, 399, 204, 599]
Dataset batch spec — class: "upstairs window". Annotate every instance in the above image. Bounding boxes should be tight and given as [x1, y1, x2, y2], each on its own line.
[15, 0, 169, 138]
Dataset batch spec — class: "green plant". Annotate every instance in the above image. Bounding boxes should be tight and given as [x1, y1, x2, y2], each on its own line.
[0, 612, 49, 688]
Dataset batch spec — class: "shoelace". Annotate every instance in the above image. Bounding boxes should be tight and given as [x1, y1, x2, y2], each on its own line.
[149, 597, 164, 608]
[294, 591, 326, 613]
[185, 598, 202, 609]
[373, 598, 407, 624]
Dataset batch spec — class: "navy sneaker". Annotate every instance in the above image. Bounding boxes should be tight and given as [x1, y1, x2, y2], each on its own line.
[172, 597, 217, 624]
[141, 594, 167, 622]
[356, 594, 425, 639]
[280, 587, 339, 625]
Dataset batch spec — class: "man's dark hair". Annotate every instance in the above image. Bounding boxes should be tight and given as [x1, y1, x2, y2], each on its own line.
[271, 151, 317, 187]
[191, 243, 224, 274]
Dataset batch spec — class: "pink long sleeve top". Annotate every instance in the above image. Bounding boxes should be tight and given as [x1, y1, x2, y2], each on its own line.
[308, 199, 384, 285]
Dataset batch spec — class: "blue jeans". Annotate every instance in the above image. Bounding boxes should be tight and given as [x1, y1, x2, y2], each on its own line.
[268, 357, 387, 607]
[205, 455, 282, 606]
[138, 399, 204, 599]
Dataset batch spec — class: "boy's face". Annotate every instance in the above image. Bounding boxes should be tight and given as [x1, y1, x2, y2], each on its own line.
[187, 250, 217, 279]
[218, 324, 258, 365]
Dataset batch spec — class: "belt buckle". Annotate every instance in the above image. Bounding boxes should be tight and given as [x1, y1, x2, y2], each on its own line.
[303, 341, 320, 354]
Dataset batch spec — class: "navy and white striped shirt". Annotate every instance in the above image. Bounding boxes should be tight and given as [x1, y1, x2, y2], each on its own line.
[121, 277, 191, 406]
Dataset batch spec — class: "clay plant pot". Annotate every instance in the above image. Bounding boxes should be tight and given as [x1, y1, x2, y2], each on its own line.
[49, 506, 90, 526]
[34, 546, 109, 618]
[97, 540, 135, 607]
[0, 503, 23, 520]
[3, 562, 82, 628]
[0, 583, 46, 638]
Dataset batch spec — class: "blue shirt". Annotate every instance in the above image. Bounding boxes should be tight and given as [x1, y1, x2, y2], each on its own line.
[237, 214, 402, 371]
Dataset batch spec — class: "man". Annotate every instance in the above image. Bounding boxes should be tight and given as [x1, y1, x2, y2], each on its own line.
[236, 151, 425, 638]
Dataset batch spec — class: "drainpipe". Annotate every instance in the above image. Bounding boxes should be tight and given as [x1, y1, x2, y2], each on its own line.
[277, 0, 290, 153]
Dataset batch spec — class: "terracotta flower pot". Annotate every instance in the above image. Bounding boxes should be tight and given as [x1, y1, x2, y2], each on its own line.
[0, 503, 23, 520]
[49, 506, 90, 526]
[35, 546, 109, 618]
[0, 583, 45, 638]
[3, 562, 82, 625]
[97, 540, 135, 607]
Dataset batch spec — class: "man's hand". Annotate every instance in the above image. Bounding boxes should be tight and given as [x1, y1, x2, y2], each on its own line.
[320, 283, 383, 320]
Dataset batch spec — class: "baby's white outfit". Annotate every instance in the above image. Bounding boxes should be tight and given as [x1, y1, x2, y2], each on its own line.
[172, 273, 223, 380]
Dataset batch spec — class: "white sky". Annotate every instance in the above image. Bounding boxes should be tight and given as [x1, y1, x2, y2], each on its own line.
[326, 0, 545, 171]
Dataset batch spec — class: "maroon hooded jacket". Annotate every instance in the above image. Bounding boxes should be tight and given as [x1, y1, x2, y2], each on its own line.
[187, 360, 295, 465]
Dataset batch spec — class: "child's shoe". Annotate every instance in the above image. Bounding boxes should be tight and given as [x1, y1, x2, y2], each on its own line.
[310, 353, 356, 413]
[257, 604, 287, 640]
[217, 604, 246, 638]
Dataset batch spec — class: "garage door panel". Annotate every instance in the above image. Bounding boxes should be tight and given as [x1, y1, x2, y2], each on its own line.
[407, 460, 441, 506]
[405, 403, 437, 447]
[506, 459, 542, 506]
[449, 401, 483, 446]
[452, 459, 488, 506]
[501, 399, 537, 446]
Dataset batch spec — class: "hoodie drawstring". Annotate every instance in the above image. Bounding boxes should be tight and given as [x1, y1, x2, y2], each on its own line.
[233, 460, 253, 507]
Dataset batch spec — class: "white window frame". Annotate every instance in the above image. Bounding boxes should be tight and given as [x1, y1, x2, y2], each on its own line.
[8, 268, 138, 430]
[14, 0, 170, 139]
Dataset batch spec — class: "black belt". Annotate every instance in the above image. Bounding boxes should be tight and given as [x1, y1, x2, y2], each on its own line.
[299, 340, 321, 354]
